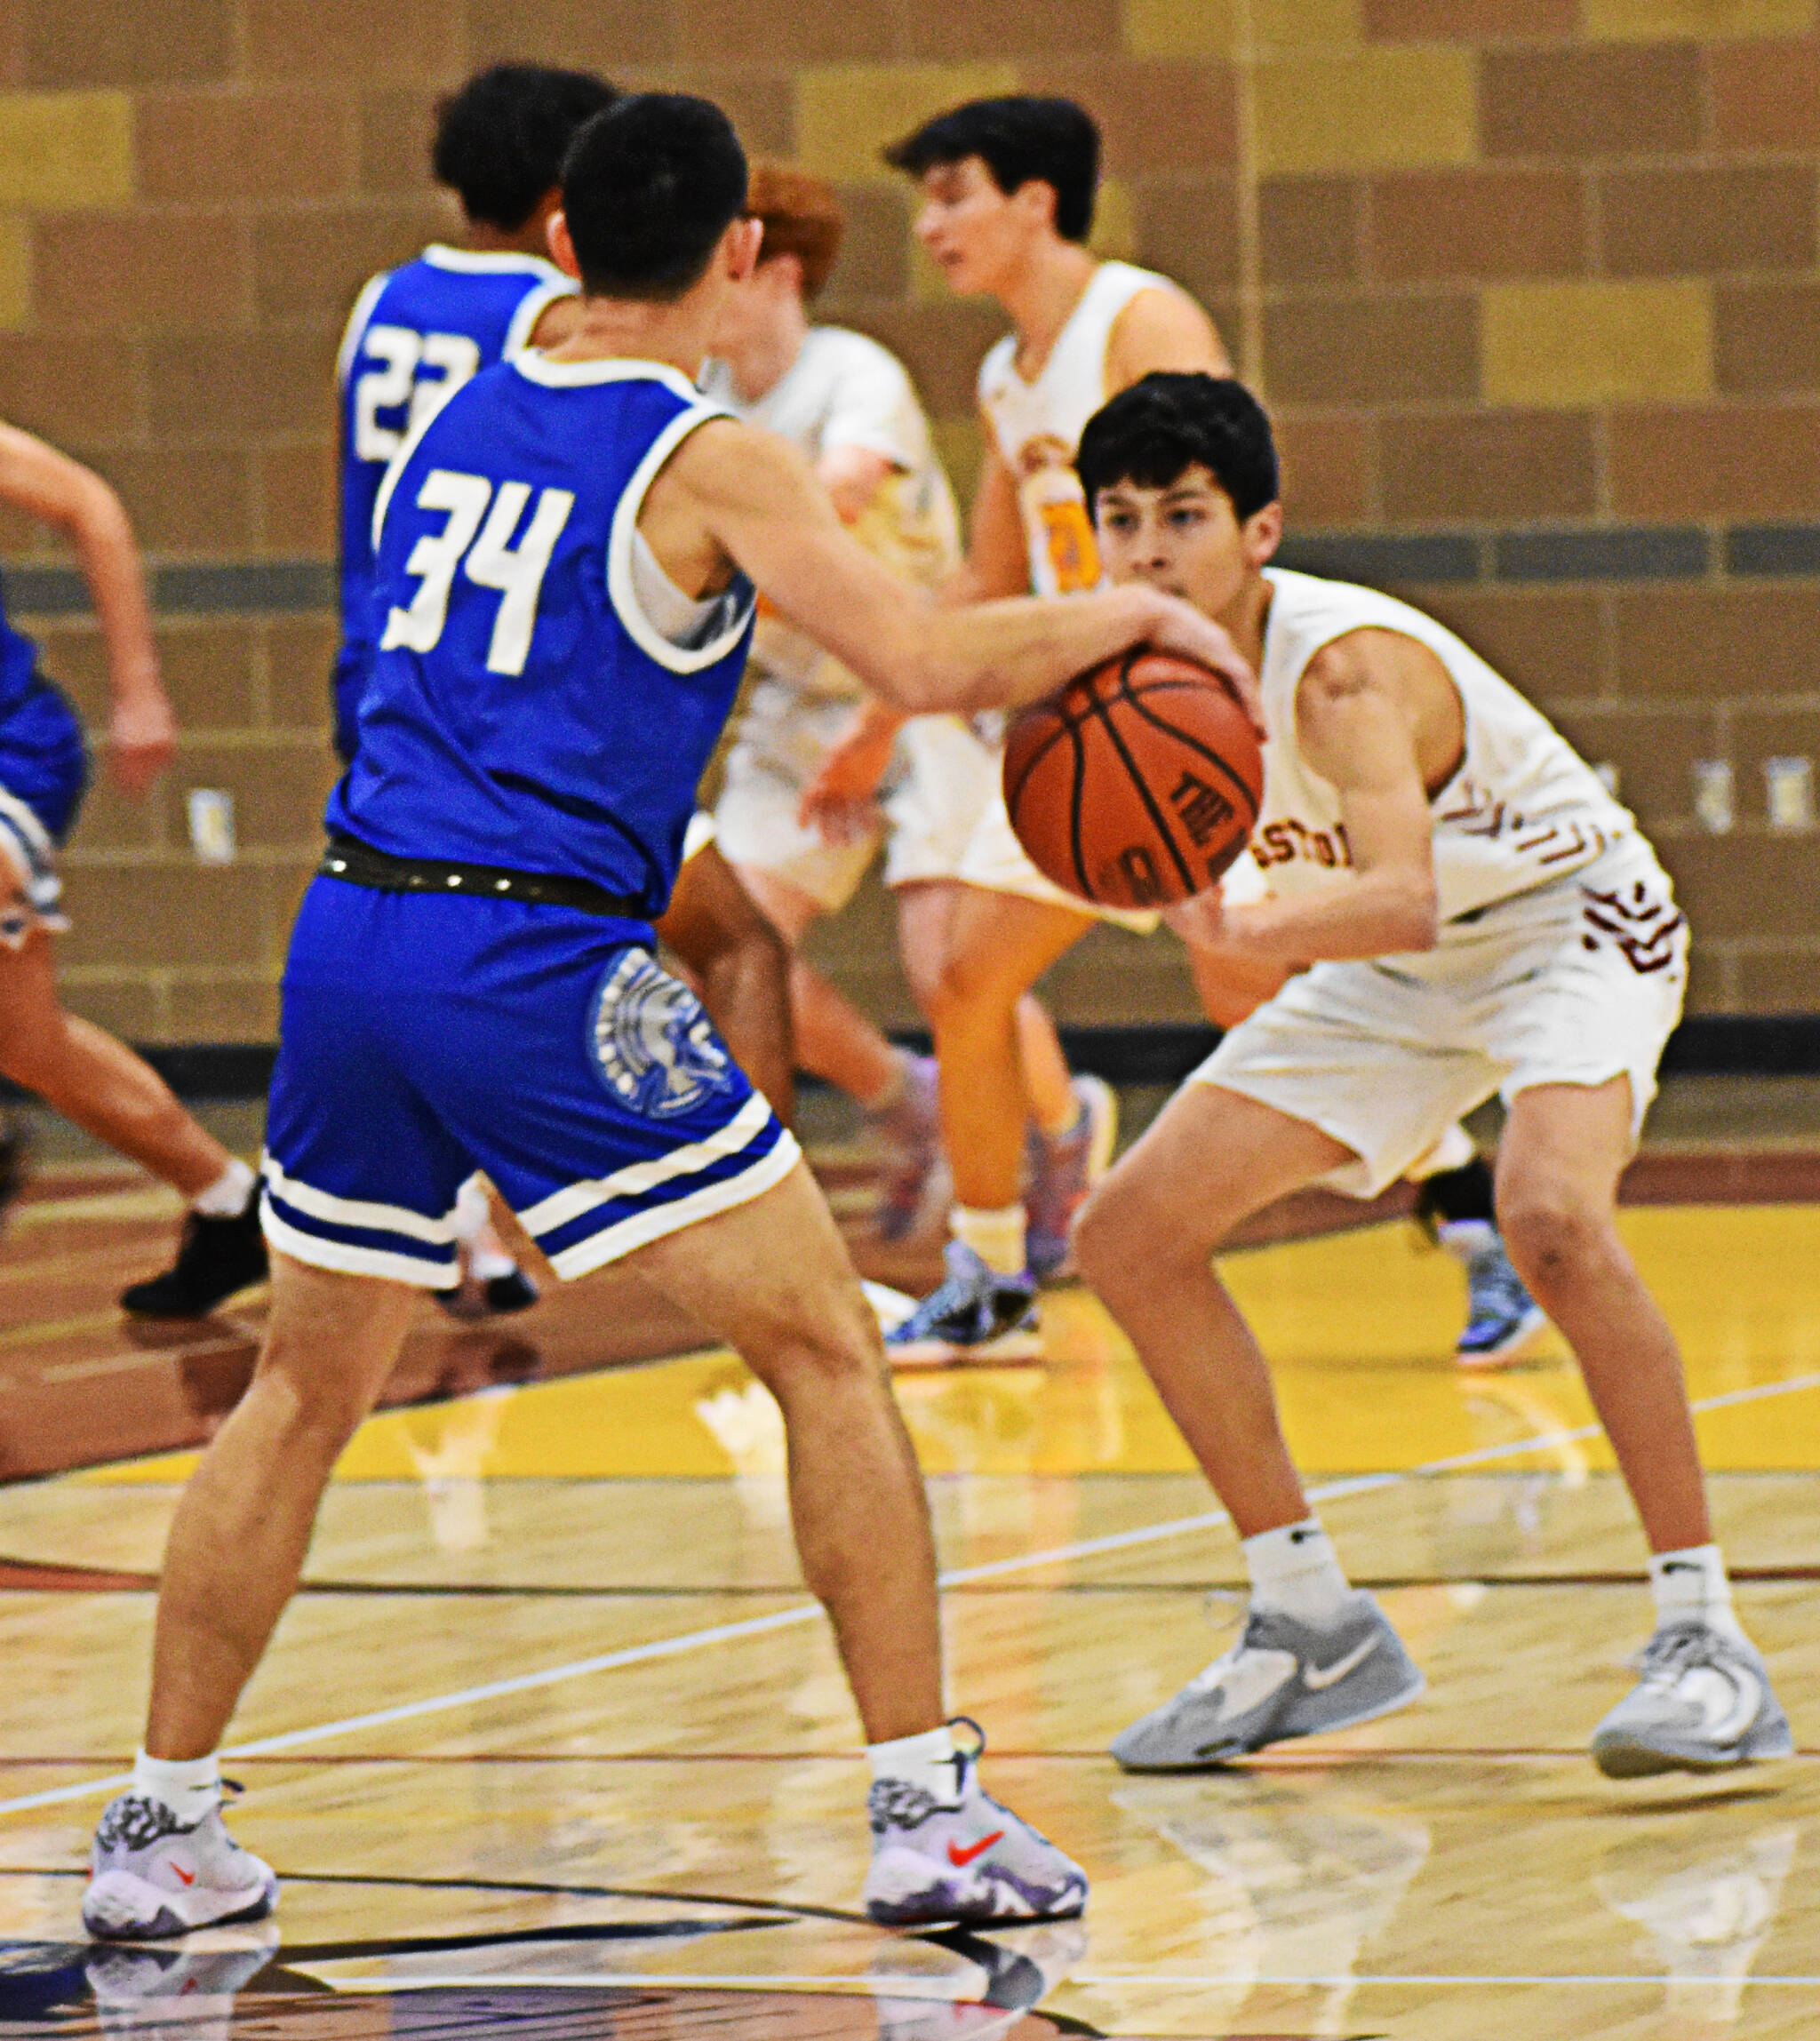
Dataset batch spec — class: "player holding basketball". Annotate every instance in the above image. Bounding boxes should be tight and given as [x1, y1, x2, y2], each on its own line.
[1070, 372, 1790, 1778]
[851, 97, 1536, 1365]
[82, 95, 1253, 1941]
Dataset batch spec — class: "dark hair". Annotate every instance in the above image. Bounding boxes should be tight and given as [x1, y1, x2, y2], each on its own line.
[431, 65, 618, 232]
[560, 94, 748, 301]
[746, 160, 844, 299]
[1078, 374, 1281, 522]
[883, 96, 1098, 243]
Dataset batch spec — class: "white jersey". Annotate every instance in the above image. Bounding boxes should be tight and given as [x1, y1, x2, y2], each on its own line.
[1252, 568, 1638, 940]
[701, 326, 959, 699]
[978, 260, 1185, 596]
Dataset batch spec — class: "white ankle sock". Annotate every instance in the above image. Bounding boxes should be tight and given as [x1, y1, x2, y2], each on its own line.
[191, 1157, 255, 1219]
[1243, 1519, 1354, 1628]
[1436, 1218, 1498, 1261]
[1649, 1543, 1744, 1640]
[950, 1203, 1026, 1278]
[132, 1750, 221, 1824]
[867, 1725, 961, 1804]
[469, 1244, 517, 1282]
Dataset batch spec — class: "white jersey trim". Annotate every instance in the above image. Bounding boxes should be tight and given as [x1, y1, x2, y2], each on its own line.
[260, 1200, 459, 1289]
[606, 402, 754, 675]
[419, 243, 568, 279]
[335, 270, 394, 389]
[511, 353, 700, 399]
[368, 395, 448, 553]
[516, 1088, 775, 1237]
[503, 277, 578, 357]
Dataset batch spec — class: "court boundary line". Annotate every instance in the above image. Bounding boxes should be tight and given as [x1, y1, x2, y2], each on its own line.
[3, 1367, 1815, 1820]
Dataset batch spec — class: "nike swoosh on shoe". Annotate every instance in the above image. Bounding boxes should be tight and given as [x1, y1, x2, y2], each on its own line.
[1303, 1636, 1379, 1691]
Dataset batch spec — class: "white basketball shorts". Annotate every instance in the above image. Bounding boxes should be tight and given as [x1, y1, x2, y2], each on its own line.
[1192, 839, 1688, 1198]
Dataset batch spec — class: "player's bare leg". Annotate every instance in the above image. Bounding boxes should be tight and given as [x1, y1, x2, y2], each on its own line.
[1495, 1076, 1789, 1774]
[629, 1158, 943, 1735]
[148, 1257, 419, 1758]
[1074, 1082, 1426, 1766]
[1494, 1078, 1707, 1554]
[734, 862, 904, 1107]
[887, 887, 1098, 1361]
[0, 931, 231, 1198]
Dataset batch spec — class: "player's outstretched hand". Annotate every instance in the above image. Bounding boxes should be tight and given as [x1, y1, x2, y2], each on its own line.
[108, 687, 177, 796]
[1145, 597, 1264, 738]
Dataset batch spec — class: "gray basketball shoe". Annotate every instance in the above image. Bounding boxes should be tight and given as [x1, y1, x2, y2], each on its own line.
[864, 1721, 1089, 1925]
[1592, 1622, 1793, 1779]
[84, 1791, 277, 1941]
[1112, 1592, 1425, 1770]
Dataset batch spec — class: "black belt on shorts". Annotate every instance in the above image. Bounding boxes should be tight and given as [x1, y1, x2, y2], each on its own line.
[318, 835, 645, 919]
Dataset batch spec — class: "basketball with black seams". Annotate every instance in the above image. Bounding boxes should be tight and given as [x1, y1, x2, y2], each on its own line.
[1003, 650, 1265, 910]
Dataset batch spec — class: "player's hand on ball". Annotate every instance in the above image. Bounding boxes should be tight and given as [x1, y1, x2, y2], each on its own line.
[108, 687, 178, 796]
[1145, 596, 1264, 738]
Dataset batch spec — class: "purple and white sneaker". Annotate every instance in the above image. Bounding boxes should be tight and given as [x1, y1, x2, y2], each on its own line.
[84, 1790, 277, 1941]
[863, 1720, 1088, 1925]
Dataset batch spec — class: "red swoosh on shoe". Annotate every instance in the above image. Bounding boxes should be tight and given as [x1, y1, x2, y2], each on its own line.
[947, 1830, 1003, 1868]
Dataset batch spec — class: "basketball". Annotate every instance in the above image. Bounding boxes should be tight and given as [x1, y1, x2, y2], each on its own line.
[1002, 650, 1265, 911]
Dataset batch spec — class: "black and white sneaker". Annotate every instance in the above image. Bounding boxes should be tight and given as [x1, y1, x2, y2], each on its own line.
[885, 1242, 1042, 1368]
[1592, 1622, 1793, 1778]
[1112, 1592, 1425, 1769]
[435, 1264, 540, 1320]
[119, 1190, 268, 1318]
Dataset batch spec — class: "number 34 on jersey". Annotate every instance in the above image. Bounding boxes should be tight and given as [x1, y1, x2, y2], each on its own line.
[379, 468, 574, 678]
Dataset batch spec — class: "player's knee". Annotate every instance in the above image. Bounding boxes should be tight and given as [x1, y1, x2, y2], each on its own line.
[927, 945, 1023, 1032]
[1497, 1179, 1609, 1292]
[757, 1290, 885, 1397]
[1074, 1171, 1182, 1293]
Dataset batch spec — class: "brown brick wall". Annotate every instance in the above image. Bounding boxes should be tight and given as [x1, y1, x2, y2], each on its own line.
[3, 4, 1819, 1037]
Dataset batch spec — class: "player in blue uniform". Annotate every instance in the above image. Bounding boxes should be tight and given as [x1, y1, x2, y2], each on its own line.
[331, 63, 610, 765]
[84, 93, 1250, 1940]
[0, 425, 271, 1307]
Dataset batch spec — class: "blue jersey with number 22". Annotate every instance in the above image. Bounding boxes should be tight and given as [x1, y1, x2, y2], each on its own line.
[329, 355, 754, 918]
[334, 245, 571, 761]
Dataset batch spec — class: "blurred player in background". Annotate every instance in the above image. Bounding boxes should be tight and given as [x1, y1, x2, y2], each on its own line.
[0, 426, 267, 1314]
[821, 96, 1227, 1359]
[331, 67, 794, 1318]
[850, 94, 1538, 1368]
[1072, 372, 1789, 1781]
[706, 162, 1072, 1237]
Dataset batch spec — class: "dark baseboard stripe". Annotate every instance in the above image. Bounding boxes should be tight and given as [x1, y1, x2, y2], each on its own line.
[0, 1019, 1811, 1106]
[8, 523, 1820, 626]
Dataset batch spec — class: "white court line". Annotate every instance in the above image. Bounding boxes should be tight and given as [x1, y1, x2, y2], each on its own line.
[1070, 1973, 1820, 1989]
[4, 1367, 1816, 1820]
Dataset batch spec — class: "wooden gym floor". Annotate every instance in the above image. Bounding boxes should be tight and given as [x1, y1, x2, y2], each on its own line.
[3, 1078, 1820, 2037]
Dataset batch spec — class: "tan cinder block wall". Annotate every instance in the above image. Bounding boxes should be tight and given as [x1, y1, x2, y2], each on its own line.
[3, 1, 1819, 1038]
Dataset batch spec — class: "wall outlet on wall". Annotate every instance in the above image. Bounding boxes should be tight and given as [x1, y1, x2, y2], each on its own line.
[187, 788, 236, 865]
[1692, 760, 1734, 835]
[1765, 756, 1815, 833]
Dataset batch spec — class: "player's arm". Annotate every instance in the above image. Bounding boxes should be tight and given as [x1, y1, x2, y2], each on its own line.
[0, 423, 174, 795]
[665, 419, 1259, 723]
[1217, 636, 1440, 961]
[655, 840, 795, 1127]
[945, 437, 1030, 605]
[1104, 287, 1232, 395]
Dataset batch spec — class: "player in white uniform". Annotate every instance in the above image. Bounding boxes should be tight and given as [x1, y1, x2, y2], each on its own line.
[855, 98, 1535, 1366]
[706, 163, 1056, 1235]
[1071, 373, 1790, 1779]
[798, 99, 1225, 1358]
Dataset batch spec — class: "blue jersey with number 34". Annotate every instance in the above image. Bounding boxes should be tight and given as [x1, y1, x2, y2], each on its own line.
[334, 246, 572, 761]
[328, 355, 755, 916]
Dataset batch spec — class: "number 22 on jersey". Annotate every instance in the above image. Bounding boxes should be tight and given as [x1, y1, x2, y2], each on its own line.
[355, 326, 484, 463]
[380, 469, 574, 677]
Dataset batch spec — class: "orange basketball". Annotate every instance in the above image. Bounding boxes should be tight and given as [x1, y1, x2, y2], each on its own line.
[1003, 650, 1263, 911]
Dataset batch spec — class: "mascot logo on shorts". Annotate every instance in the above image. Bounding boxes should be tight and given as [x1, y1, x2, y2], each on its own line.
[588, 950, 736, 1120]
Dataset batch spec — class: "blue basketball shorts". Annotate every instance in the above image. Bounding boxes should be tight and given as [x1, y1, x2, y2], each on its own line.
[261, 875, 801, 1288]
[0, 677, 89, 938]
